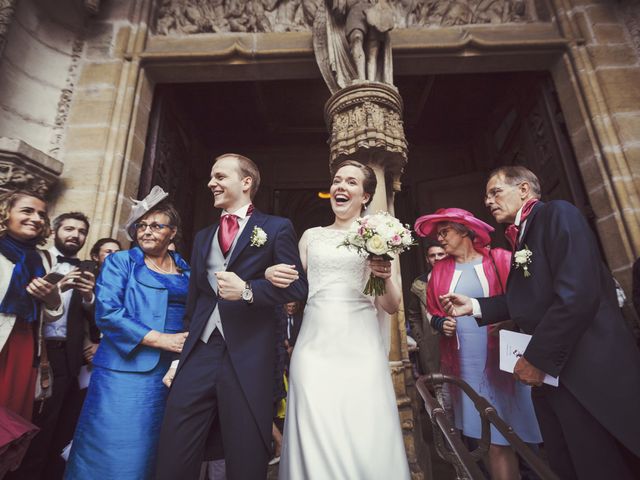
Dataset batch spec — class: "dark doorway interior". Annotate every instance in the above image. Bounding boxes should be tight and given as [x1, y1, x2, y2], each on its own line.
[139, 72, 592, 293]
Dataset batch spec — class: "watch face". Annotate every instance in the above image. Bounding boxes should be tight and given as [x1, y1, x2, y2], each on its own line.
[242, 288, 253, 301]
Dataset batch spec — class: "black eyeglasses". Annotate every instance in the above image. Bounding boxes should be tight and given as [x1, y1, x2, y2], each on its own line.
[436, 228, 452, 239]
[134, 222, 173, 232]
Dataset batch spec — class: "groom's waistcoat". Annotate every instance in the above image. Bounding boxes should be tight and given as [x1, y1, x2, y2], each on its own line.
[200, 225, 243, 343]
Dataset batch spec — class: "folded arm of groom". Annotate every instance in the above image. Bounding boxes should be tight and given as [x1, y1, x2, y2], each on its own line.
[216, 221, 308, 306]
[164, 219, 308, 387]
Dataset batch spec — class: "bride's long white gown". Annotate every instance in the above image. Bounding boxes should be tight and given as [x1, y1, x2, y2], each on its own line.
[279, 227, 410, 480]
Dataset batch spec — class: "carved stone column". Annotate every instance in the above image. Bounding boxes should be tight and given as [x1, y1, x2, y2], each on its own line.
[0, 0, 18, 57]
[325, 82, 407, 179]
[0, 137, 64, 197]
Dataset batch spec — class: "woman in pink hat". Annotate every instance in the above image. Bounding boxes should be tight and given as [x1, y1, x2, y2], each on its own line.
[415, 208, 541, 480]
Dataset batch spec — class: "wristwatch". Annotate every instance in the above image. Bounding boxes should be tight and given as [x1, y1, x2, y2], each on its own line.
[241, 282, 254, 304]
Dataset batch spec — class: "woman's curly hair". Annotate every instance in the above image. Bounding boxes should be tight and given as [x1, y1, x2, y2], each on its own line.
[0, 190, 51, 245]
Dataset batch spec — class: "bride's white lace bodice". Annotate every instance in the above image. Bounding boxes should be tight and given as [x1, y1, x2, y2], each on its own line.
[305, 227, 369, 300]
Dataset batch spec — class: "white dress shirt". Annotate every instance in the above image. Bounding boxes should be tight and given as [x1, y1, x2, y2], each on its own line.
[287, 315, 294, 340]
[471, 203, 527, 318]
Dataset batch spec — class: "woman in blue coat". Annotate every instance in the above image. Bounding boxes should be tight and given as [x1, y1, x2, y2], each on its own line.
[66, 191, 190, 480]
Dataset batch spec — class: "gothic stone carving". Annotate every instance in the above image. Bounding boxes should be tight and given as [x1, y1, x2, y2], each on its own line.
[156, 0, 321, 34]
[49, 39, 84, 157]
[154, 0, 540, 35]
[401, 0, 535, 28]
[619, 0, 640, 61]
[83, 0, 101, 15]
[0, 0, 17, 57]
[0, 161, 50, 194]
[325, 82, 407, 182]
[0, 138, 64, 197]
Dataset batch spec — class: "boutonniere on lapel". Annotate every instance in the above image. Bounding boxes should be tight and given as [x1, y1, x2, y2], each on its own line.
[250, 226, 267, 247]
[513, 245, 533, 278]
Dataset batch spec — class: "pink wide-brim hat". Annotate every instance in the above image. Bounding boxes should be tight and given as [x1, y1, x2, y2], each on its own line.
[414, 208, 494, 247]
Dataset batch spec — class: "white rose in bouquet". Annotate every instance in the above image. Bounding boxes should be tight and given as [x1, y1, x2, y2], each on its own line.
[366, 234, 388, 256]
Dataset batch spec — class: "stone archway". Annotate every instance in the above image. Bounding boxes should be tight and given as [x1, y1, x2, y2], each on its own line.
[119, 58, 608, 480]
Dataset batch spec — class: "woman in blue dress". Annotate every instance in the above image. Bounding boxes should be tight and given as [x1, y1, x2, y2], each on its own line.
[416, 208, 542, 480]
[65, 189, 190, 480]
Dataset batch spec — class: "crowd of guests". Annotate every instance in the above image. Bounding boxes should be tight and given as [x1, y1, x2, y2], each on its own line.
[0, 191, 212, 480]
[0, 189, 123, 478]
[1, 160, 640, 480]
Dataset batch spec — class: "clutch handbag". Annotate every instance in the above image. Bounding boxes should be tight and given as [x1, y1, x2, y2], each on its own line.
[35, 250, 54, 403]
[34, 320, 53, 403]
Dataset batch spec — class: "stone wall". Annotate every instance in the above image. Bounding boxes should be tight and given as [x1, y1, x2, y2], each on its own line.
[52, 0, 147, 241]
[0, 0, 84, 157]
[547, 0, 640, 295]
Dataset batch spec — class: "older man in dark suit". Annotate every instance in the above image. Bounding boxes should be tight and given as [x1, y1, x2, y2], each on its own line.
[442, 166, 640, 480]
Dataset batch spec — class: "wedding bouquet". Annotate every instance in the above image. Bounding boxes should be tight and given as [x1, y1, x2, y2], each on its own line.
[339, 212, 414, 296]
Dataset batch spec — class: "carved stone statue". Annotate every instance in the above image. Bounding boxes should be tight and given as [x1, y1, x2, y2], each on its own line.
[314, 0, 394, 94]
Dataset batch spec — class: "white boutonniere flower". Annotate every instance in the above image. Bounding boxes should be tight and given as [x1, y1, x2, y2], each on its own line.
[250, 226, 267, 247]
[514, 245, 533, 278]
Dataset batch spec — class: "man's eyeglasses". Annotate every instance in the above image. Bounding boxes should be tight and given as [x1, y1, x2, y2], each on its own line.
[484, 187, 504, 202]
[134, 222, 173, 232]
[484, 182, 523, 202]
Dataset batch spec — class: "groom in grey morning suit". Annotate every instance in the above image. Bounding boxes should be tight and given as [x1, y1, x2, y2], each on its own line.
[156, 154, 307, 480]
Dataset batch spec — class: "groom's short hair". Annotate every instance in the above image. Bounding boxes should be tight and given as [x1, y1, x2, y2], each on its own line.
[214, 153, 261, 199]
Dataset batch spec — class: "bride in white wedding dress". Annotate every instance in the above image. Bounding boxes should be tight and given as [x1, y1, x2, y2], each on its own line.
[266, 160, 410, 480]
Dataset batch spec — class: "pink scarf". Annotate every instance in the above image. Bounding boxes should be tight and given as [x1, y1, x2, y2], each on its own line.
[505, 199, 539, 251]
[426, 247, 513, 400]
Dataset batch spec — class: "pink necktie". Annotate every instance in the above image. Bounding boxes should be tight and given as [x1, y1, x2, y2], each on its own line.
[218, 214, 239, 256]
[218, 205, 254, 256]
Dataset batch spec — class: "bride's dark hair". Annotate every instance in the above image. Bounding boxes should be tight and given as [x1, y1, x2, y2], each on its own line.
[331, 160, 377, 210]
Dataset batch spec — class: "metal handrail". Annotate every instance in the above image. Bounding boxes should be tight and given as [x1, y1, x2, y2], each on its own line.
[416, 374, 559, 480]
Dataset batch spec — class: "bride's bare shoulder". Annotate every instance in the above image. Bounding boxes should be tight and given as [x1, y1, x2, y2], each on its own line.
[300, 226, 322, 240]
[299, 228, 315, 247]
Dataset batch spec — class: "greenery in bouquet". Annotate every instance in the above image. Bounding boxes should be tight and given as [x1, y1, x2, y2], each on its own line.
[339, 212, 414, 296]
